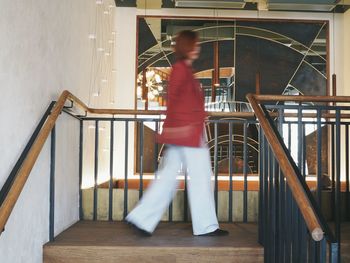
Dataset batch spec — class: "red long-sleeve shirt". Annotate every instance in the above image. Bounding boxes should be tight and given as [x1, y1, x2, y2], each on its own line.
[157, 60, 207, 147]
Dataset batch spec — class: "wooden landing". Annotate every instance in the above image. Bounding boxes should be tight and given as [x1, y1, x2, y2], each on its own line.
[44, 221, 263, 263]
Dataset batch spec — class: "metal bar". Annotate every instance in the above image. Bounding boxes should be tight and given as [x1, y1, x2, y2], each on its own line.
[269, 146, 275, 263]
[123, 121, 129, 219]
[49, 126, 56, 242]
[258, 127, 264, 244]
[278, 108, 285, 263]
[285, 185, 292, 263]
[309, 239, 316, 263]
[288, 123, 292, 152]
[320, 238, 326, 263]
[263, 137, 269, 248]
[79, 120, 83, 220]
[184, 166, 188, 221]
[298, 106, 303, 170]
[154, 120, 159, 179]
[93, 120, 99, 221]
[316, 109, 322, 206]
[229, 122, 233, 222]
[331, 124, 335, 222]
[330, 242, 339, 263]
[335, 109, 341, 261]
[243, 121, 248, 223]
[302, 125, 306, 178]
[108, 120, 114, 221]
[346, 124, 350, 221]
[291, 199, 298, 262]
[299, 218, 307, 262]
[139, 121, 144, 198]
[214, 122, 219, 214]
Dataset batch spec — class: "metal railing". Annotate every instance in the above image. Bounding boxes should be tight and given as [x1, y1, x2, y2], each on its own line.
[1, 91, 350, 263]
[248, 94, 350, 263]
[79, 115, 259, 223]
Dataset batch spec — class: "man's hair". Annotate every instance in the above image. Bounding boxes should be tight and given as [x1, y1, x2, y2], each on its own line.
[174, 30, 199, 61]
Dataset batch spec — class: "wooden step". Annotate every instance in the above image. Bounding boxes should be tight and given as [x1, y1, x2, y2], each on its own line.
[44, 221, 263, 263]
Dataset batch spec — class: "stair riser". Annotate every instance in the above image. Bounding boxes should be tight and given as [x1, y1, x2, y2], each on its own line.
[44, 246, 263, 263]
[82, 189, 259, 222]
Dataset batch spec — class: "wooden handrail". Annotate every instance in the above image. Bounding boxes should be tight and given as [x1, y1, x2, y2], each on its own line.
[253, 94, 350, 103]
[0, 90, 70, 233]
[246, 93, 324, 241]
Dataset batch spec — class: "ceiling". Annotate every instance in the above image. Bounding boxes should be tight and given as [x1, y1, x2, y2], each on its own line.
[115, 0, 350, 12]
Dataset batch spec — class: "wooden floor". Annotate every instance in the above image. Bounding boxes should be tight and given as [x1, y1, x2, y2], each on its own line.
[44, 221, 263, 263]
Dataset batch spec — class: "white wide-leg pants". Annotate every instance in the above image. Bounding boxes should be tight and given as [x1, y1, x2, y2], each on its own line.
[126, 145, 219, 235]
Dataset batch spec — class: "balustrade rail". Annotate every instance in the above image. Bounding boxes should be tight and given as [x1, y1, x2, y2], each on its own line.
[1, 91, 350, 263]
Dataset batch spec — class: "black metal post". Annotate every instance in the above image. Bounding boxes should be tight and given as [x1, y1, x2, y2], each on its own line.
[214, 122, 218, 214]
[93, 120, 99, 221]
[79, 120, 83, 220]
[243, 121, 248, 223]
[229, 122, 233, 222]
[109, 120, 114, 221]
[123, 121, 129, 219]
[49, 126, 56, 242]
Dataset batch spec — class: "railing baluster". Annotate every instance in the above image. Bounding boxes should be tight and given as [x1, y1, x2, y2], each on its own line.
[320, 238, 327, 263]
[243, 121, 248, 223]
[335, 109, 341, 261]
[93, 120, 99, 221]
[49, 126, 56, 242]
[123, 121, 129, 219]
[258, 126, 264, 244]
[229, 122, 233, 222]
[263, 136, 269, 249]
[139, 121, 144, 199]
[109, 120, 114, 221]
[79, 120, 83, 220]
[269, 145, 275, 262]
[331, 124, 335, 222]
[214, 122, 218, 214]
[316, 109, 322, 206]
[285, 185, 292, 263]
[346, 124, 350, 221]
[184, 167, 188, 222]
[278, 108, 285, 262]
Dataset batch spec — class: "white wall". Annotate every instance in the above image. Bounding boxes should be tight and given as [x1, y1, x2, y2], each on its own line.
[0, 0, 96, 262]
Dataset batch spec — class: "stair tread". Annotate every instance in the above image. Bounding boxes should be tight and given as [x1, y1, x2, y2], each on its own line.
[44, 222, 263, 263]
[45, 221, 262, 249]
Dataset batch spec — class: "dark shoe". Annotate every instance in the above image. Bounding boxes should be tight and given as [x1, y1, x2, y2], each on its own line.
[198, 229, 229, 236]
[126, 220, 152, 237]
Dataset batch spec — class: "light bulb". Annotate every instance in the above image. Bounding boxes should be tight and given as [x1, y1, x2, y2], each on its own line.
[158, 85, 163, 91]
[88, 34, 96, 40]
[155, 74, 162, 83]
[93, 92, 99, 97]
[96, 0, 103, 4]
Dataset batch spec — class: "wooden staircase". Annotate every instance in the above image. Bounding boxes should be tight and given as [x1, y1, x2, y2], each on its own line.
[43, 221, 263, 263]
